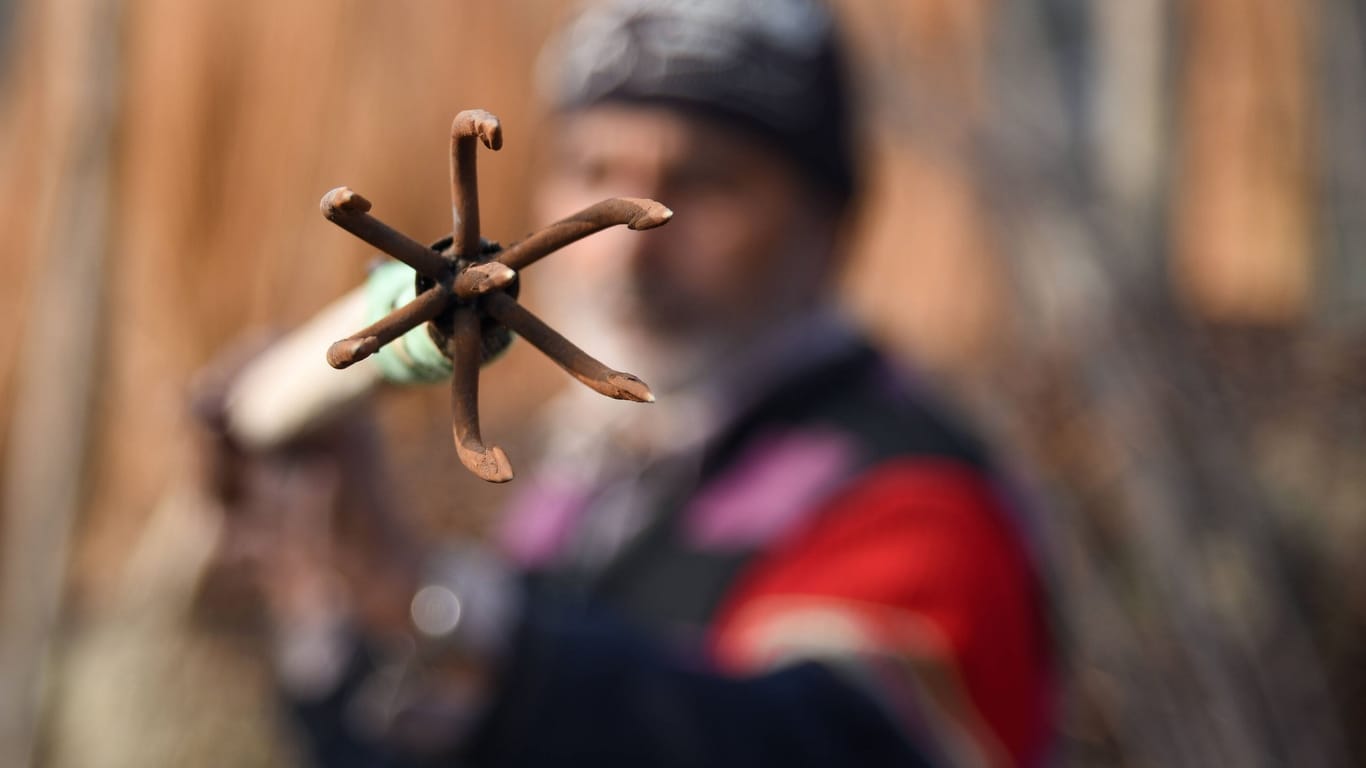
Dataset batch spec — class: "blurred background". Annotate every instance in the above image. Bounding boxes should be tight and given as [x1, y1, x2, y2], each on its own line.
[1, 0, 1363, 765]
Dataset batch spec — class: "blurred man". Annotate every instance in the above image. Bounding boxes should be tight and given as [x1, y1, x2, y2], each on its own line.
[203, 1, 1054, 765]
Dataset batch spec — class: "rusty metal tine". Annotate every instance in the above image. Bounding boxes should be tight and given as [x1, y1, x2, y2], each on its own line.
[497, 197, 672, 272]
[450, 110, 503, 259]
[326, 285, 453, 369]
[483, 292, 654, 403]
[449, 305, 514, 482]
[321, 187, 451, 279]
[453, 261, 516, 300]
[320, 111, 671, 484]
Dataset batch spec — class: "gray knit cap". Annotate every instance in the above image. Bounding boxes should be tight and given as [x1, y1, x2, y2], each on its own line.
[539, 0, 859, 207]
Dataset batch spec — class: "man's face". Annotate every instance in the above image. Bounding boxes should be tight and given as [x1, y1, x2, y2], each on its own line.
[533, 104, 839, 390]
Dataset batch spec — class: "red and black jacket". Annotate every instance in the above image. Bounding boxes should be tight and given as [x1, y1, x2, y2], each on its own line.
[471, 341, 1054, 767]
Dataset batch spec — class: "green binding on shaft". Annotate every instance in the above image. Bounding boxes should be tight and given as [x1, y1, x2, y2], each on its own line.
[366, 261, 454, 384]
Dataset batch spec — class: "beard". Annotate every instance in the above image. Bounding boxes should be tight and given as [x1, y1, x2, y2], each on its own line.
[527, 263, 739, 398]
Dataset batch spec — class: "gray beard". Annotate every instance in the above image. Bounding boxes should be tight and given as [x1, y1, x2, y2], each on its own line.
[531, 286, 735, 398]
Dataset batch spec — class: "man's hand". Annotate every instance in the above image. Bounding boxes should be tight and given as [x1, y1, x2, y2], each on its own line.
[189, 334, 519, 759]
[190, 334, 420, 644]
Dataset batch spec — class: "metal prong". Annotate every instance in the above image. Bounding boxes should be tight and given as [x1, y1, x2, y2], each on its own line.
[450, 110, 503, 260]
[449, 305, 513, 483]
[483, 292, 654, 403]
[321, 187, 452, 279]
[454, 261, 516, 299]
[326, 285, 453, 369]
[497, 198, 672, 272]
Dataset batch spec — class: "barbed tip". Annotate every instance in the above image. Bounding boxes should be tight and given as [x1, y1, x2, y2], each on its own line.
[452, 109, 504, 151]
[625, 199, 673, 231]
[321, 186, 371, 217]
[326, 336, 378, 369]
[468, 445, 514, 483]
[455, 261, 518, 298]
[603, 372, 655, 403]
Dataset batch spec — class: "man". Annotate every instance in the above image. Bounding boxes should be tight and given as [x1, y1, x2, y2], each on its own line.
[203, 1, 1053, 765]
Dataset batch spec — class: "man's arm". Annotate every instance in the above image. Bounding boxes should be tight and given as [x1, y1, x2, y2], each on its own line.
[461, 594, 933, 768]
